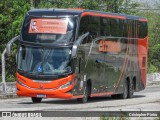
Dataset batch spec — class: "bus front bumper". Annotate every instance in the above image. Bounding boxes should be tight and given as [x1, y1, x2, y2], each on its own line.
[16, 82, 75, 99]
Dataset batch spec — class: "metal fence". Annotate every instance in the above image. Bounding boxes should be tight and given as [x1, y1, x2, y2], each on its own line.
[147, 73, 160, 82]
[0, 50, 17, 83]
[0, 45, 17, 93]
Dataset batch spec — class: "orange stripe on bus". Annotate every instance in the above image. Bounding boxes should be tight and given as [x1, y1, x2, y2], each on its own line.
[139, 18, 148, 22]
[72, 95, 84, 99]
[90, 92, 113, 97]
[81, 12, 126, 19]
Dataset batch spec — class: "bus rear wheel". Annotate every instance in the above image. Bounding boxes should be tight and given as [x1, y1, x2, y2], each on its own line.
[31, 97, 42, 103]
[128, 80, 134, 98]
[117, 81, 128, 99]
[77, 84, 90, 103]
[111, 94, 118, 99]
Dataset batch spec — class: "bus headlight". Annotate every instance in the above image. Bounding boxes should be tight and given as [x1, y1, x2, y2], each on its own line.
[17, 79, 25, 86]
[17, 79, 29, 88]
[59, 80, 74, 89]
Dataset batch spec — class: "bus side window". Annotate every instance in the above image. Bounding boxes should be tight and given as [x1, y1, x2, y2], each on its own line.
[79, 16, 101, 44]
[89, 16, 100, 39]
[100, 17, 110, 36]
[79, 16, 92, 44]
[110, 18, 119, 37]
[132, 20, 136, 38]
[123, 20, 128, 37]
[119, 19, 124, 37]
[79, 17, 89, 34]
[139, 22, 147, 38]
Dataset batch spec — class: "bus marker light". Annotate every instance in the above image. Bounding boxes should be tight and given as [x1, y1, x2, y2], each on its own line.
[59, 80, 73, 89]
[80, 81, 83, 88]
[84, 75, 86, 81]
[40, 84, 43, 89]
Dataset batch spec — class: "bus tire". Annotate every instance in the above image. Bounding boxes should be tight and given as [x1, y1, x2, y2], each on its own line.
[31, 97, 42, 103]
[77, 84, 89, 103]
[128, 80, 134, 98]
[117, 81, 128, 99]
[111, 94, 118, 99]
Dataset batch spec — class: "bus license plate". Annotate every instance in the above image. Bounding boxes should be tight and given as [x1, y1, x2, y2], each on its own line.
[37, 94, 46, 98]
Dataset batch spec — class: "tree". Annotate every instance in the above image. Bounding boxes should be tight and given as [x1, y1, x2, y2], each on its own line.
[0, 0, 30, 82]
[35, 0, 139, 14]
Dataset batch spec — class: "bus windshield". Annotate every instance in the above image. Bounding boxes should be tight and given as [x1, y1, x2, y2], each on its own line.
[17, 46, 72, 75]
[21, 16, 76, 43]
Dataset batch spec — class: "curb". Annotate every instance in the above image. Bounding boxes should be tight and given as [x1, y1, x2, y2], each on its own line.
[147, 81, 160, 87]
[0, 93, 19, 99]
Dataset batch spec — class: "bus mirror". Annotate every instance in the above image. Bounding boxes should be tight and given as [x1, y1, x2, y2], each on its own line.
[6, 35, 20, 56]
[75, 32, 89, 46]
[71, 45, 78, 58]
[71, 32, 89, 58]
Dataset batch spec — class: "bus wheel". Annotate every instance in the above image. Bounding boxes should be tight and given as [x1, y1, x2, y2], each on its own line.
[128, 81, 134, 98]
[111, 94, 117, 99]
[31, 97, 42, 103]
[117, 81, 128, 99]
[77, 84, 89, 103]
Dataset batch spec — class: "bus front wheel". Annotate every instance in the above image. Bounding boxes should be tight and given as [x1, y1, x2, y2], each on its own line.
[77, 84, 90, 103]
[117, 81, 128, 99]
[31, 97, 42, 103]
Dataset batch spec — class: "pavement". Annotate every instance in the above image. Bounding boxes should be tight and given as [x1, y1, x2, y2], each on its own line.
[0, 93, 19, 99]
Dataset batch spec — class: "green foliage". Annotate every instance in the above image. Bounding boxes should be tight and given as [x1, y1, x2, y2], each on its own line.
[36, 0, 139, 14]
[149, 44, 160, 71]
[0, 0, 30, 82]
[148, 63, 158, 73]
[0, 0, 30, 52]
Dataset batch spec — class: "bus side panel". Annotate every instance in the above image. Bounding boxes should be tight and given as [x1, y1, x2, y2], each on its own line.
[137, 36, 148, 89]
[104, 38, 128, 93]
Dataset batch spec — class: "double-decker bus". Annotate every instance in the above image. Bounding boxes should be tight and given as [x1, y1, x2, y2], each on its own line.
[7, 9, 148, 103]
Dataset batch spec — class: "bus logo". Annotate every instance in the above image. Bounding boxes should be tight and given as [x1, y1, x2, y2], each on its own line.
[40, 84, 43, 89]
[38, 66, 42, 72]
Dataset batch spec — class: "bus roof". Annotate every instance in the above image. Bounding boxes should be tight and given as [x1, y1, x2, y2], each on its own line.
[28, 8, 83, 17]
[27, 8, 147, 22]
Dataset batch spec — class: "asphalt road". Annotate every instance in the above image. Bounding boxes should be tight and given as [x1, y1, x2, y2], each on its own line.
[0, 86, 159, 112]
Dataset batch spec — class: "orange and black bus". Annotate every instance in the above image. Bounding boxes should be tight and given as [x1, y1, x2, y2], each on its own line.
[7, 9, 148, 103]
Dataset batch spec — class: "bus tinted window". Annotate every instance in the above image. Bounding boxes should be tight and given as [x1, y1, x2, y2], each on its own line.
[119, 19, 124, 37]
[79, 16, 92, 44]
[110, 19, 119, 37]
[79, 16, 101, 44]
[123, 20, 128, 37]
[90, 16, 100, 38]
[139, 22, 147, 38]
[79, 16, 90, 35]
[100, 17, 110, 36]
